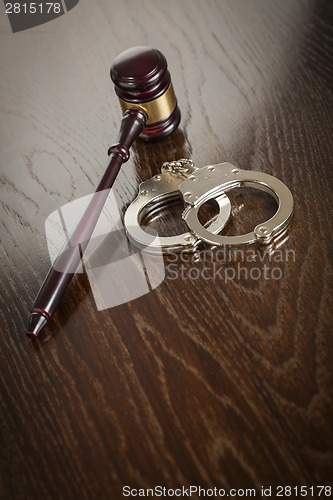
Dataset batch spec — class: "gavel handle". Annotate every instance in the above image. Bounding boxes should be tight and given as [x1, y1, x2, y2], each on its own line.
[26, 108, 147, 338]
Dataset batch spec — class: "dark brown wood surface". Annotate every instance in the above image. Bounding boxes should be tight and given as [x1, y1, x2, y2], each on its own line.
[0, 0, 332, 498]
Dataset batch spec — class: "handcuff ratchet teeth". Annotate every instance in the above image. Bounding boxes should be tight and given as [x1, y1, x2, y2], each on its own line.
[124, 160, 231, 254]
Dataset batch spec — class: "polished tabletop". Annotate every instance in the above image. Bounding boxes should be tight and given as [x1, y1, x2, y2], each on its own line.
[0, 0, 332, 498]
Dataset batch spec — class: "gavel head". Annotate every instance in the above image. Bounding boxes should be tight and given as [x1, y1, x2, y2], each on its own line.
[110, 46, 181, 140]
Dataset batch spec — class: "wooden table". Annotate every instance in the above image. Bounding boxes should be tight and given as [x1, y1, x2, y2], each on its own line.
[1, 1, 332, 498]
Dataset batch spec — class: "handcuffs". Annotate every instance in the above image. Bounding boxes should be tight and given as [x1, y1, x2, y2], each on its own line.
[124, 159, 293, 254]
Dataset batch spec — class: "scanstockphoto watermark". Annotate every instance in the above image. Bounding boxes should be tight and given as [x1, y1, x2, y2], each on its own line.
[123, 485, 332, 497]
[45, 190, 166, 311]
[123, 485, 257, 497]
[45, 189, 296, 312]
[166, 248, 296, 283]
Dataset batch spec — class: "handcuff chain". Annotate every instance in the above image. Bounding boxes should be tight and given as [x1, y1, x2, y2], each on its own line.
[161, 159, 195, 178]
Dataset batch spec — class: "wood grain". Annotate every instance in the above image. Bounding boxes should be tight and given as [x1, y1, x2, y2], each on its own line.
[0, 0, 332, 498]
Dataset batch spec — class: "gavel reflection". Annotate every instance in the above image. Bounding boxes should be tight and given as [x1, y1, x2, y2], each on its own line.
[26, 46, 181, 338]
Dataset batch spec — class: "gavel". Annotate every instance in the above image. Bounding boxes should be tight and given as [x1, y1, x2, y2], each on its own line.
[26, 46, 181, 338]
